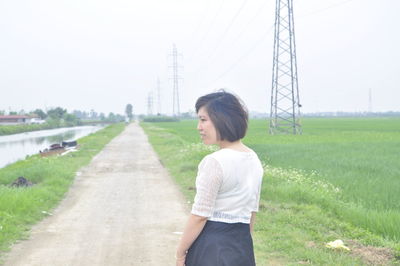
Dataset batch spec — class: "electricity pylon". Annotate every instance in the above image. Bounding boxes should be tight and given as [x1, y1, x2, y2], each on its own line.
[157, 78, 161, 115]
[147, 91, 154, 116]
[368, 88, 372, 113]
[169, 44, 183, 117]
[270, 0, 302, 134]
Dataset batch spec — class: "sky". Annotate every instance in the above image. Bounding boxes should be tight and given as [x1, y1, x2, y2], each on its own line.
[0, 0, 399, 115]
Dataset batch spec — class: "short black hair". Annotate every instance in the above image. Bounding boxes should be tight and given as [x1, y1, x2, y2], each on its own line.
[195, 90, 248, 142]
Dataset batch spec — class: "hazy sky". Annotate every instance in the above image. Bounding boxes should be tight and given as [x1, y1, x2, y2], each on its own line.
[1, 0, 399, 115]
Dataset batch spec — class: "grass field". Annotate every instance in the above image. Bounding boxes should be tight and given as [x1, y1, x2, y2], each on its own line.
[0, 123, 125, 258]
[142, 117, 400, 265]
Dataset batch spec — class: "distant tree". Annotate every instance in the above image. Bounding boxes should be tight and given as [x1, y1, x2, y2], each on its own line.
[9, 111, 17, 115]
[72, 110, 82, 119]
[63, 113, 77, 122]
[115, 114, 125, 122]
[0, 110, 4, 115]
[99, 113, 105, 121]
[47, 107, 67, 120]
[61, 113, 79, 126]
[33, 109, 47, 119]
[125, 104, 133, 121]
[180, 111, 195, 119]
[90, 109, 98, 119]
[107, 112, 116, 122]
[106, 112, 124, 123]
[73, 110, 93, 119]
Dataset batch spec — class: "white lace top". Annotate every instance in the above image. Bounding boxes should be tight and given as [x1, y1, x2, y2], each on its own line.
[191, 148, 264, 224]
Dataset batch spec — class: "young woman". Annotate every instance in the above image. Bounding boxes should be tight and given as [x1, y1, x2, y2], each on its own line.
[176, 90, 264, 266]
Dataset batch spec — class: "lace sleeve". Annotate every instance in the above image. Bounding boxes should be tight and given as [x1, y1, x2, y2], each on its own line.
[253, 182, 262, 212]
[191, 156, 223, 218]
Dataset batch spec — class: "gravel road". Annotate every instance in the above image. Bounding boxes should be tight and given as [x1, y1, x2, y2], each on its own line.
[2, 123, 188, 266]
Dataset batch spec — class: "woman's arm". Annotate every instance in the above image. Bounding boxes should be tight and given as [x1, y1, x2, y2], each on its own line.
[176, 214, 208, 263]
[176, 157, 222, 264]
[250, 212, 256, 234]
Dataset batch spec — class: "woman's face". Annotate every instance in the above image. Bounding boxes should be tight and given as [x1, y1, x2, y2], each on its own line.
[197, 106, 218, 145]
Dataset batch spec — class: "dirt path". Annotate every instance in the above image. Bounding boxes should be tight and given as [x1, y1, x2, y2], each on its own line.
[2, 123, 188, 266]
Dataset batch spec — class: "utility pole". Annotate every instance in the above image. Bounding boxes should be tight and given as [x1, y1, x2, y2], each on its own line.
[270, 0, 302, 134]
[169, 44, 183, 117]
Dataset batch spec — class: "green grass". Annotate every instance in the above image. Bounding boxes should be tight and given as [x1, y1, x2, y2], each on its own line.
[246, 118, 400, 240]
[0, 123, 57, 136]
[141, 118, 400, 265]
[0, 123, 125, 257]
[0, 122, 86, 136]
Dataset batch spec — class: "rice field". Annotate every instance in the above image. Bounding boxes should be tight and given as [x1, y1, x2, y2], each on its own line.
[246, 118, 400, 240]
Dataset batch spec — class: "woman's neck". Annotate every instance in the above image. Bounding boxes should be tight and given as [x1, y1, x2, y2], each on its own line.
[218, 140, 250, 152]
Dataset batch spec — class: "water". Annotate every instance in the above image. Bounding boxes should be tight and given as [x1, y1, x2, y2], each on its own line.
[0, 126, 104, 169]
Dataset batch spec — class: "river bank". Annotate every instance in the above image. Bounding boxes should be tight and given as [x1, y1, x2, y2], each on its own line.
[0, 123, 125, 258]
[0, 125, 104, 169]
[0, 121, 114, 137]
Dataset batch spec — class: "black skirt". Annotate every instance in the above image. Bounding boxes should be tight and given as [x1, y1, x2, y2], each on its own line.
[185, 221, 256, 266]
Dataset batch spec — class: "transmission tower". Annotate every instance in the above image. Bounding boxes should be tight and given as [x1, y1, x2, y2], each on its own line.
[368, 88, 372, 113]
[169, 44, 183, 117]
[147, 91, 154, 116]
[157, 78, 162, 115]
[270, 0, 302, 134]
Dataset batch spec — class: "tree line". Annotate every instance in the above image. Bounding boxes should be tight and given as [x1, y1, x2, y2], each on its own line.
[0, 107, 129, 126]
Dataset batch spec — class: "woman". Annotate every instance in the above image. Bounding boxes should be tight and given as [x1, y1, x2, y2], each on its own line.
[176, 90, 264, 266]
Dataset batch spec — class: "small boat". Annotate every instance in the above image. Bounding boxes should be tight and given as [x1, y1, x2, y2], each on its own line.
[50, 143, 63, 150]
[62, 140, 77, 147]
[40, 146, 65, 157]
[39, 140, 78, 157]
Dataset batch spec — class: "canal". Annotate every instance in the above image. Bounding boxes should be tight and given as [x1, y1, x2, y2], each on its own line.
[0, 125, 104, 169]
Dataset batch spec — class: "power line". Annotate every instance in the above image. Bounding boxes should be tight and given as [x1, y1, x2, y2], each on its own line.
[206, 24, 274, 86]
[193, 0, 359, 92]
[202, 0, 250, 62]
[298, 0, 357, 18]
[191, 0, 270, 76]
[200, 0, 271, 72]
[187, 0, 212, 41]
[186, 0, 225, 64]
[230, 0, 271, 46]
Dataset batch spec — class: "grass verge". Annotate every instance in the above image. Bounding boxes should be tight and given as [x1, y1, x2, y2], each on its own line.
[0, 123, 125, 258]
[141, 120, 400, 266]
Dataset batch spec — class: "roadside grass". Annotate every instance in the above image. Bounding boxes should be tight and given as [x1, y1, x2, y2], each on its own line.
[141, 118, 400, 265]
[0, 123, 125, 257]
